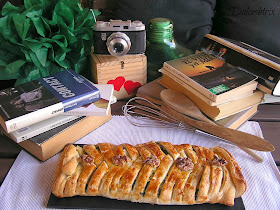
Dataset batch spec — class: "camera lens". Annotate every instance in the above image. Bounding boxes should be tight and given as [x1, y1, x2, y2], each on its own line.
[106, 32, 131, 57]
[113, 43, 124, 53]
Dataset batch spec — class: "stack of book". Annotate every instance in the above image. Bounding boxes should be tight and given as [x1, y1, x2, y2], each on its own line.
[157, 34, 280, 129]
[0, 69, 114, 161]
[136, 78, 257, 130]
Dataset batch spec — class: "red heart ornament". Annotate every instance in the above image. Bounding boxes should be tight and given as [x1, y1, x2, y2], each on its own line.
[124, 80, 141, 95]
[107, 76, 125, 91]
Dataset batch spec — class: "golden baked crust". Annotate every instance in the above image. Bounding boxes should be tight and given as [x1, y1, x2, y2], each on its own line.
[52, 141, 246, 206]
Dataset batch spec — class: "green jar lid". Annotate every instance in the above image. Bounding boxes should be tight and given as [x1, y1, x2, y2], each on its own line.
[147, 18, 173, 42]
[148, 18, 172, 28]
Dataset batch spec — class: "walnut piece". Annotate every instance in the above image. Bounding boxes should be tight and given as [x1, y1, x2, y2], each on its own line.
[112, 154, 128, 166]
[175, 157, 194, 171]
[212, 155, 228, 166]
[78, 154, 94, 166]
[144, 155, 160, 167]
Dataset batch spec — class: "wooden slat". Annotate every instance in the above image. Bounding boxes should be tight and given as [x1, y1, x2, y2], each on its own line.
[0, 158, 16, 185]
[111, 100, 127, 116]
[252, 104, 280, 121]
[258, 122, 280, 164]
[0, 135, 21, 158]
[0, 79, 16, 90]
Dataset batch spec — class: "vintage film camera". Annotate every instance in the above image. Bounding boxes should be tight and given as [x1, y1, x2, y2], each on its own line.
[93, 20, 146, 57]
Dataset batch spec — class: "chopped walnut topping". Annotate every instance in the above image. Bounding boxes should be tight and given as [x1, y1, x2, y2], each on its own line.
[212, 155, 228, 166]
[175, 157, 194, 171]
[78, 154, 94, 166]
[112, 154, 128, 166]
[144, 155, 160, 168]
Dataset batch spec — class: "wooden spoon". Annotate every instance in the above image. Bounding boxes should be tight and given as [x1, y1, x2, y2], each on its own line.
[160, 89, 215, 125]
[160, 89, 274, 152]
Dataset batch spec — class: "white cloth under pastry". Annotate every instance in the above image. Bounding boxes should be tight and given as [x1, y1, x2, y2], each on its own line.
[0, 116, 279, 210]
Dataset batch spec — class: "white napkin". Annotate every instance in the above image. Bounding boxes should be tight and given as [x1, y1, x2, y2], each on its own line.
[0, 116, 279, 210]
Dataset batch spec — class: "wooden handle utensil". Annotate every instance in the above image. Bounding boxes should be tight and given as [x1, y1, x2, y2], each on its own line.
[160, 89, 274, 152]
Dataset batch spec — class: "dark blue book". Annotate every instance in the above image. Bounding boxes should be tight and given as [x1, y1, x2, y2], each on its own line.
[0, 69, 100, 133]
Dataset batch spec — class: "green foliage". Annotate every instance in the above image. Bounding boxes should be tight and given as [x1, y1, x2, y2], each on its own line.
[0, 0, 100, 85]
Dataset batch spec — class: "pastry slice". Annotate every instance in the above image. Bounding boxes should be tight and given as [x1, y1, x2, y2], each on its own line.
[52, 141, 247, 206]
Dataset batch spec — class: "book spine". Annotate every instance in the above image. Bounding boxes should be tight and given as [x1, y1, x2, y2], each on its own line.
[5, 103, 64, 133]
[199, 34, 280, 95]
[62, 91, 101, 112]
[161, 64, 217, 101]
[63, 111, 107, 116]
[10, 115, 82, 143]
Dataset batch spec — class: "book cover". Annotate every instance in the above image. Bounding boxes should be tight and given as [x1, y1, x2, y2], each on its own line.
[2, 111, 112, 161]
[63, 84, 114, 116]
[159, 68, 257, 106]
[160, 73, 264, 121]
[199, 34, 280, 96]
[0, 69, 100, 133]
[9, 115, 82, 143]
[163, 52, 257, 101]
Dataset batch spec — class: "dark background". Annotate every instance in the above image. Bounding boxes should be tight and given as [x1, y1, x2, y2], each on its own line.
[1, 0, 280, 90]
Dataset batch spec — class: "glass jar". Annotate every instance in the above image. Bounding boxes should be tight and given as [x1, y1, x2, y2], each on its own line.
[145, 18, 193, 82]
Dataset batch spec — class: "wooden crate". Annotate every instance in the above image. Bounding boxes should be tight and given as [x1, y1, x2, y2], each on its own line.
[90, 53, 147, 100]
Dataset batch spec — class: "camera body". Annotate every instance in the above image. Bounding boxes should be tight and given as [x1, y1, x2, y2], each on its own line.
[93, 20, 146, 57]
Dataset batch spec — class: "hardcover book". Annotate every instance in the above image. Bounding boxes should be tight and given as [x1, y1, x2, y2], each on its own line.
[199, 34, 280, 95]
[163, 52, 258, 102]
[1, 111, 112, 161]
[63, 84, 114, 116]
[0, 69, 100, 133]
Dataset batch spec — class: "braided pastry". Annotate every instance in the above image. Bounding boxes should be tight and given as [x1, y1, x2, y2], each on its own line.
[52, 141, 246, 206]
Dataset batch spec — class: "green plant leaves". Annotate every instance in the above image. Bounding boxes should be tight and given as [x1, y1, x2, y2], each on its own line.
[0, 0, 100, 85]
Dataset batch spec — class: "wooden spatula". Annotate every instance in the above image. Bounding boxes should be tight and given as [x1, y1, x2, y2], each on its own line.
[160, 89, 274, 152]
[160, 89, 216, 125]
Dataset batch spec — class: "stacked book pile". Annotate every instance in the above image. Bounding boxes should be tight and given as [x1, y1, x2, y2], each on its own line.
[0, 69, 114, 161]
[151, 34, 280, 129]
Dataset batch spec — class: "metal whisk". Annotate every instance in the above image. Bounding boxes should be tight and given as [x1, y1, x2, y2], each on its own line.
[122, 96, 195, 132]
[122, 96, 264, 162]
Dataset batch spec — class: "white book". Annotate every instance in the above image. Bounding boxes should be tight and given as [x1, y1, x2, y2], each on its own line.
[9, 115, 82, 143]
[63, 84, 114, 116]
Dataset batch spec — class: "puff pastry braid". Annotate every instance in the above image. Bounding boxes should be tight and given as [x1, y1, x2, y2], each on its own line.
[52, 141, 246, 206]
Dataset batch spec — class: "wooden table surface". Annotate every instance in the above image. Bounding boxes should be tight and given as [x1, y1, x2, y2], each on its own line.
[0, 101, 279, 186]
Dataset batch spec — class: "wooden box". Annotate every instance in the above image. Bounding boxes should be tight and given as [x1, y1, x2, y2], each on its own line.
[90, 53, 147, 100]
